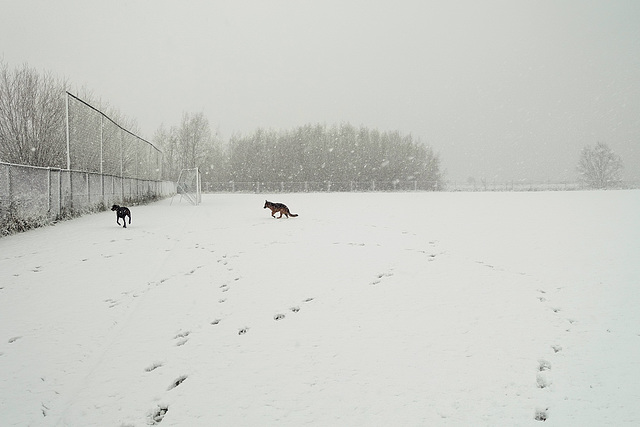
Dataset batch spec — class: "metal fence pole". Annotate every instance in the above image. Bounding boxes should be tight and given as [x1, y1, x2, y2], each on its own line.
[65, 93, 71, 170]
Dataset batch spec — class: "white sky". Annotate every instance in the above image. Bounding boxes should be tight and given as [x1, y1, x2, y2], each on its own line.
[1, 0, 639, 182]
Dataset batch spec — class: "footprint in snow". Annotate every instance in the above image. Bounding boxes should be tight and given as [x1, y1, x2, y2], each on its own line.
[104, 298, 120, 308]
[174, 331, 190, 346]
[150, 405, 169, 424]
[534, 408, 548, 422]
[536, 373, 551, 389]
[145, 362, 163, 372]
[167, 375, 187, 390]
[538, 359, 551, 372]
[371, 272, 393, 285]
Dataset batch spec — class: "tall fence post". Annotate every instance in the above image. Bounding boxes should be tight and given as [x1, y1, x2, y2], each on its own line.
[86, 172, 90, 206]
[58, 169, 62, 217]
[47, 168, 52, 214]
[65, 92, 71, 170]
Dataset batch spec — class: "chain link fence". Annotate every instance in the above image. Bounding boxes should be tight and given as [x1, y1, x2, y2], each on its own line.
[1, 93, 174, 236]
[204, 179, 639, 193]
[66, 92, 162, 180]
[0, 161, 175, 236]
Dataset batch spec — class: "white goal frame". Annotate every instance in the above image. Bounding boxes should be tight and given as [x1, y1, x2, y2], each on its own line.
[172, 168, 202, 205]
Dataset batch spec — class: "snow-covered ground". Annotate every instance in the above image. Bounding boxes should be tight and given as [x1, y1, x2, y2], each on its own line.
[1, 190, 639, 426]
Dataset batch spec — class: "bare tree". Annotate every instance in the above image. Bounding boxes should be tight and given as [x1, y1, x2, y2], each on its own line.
[577, 142, 623, 189]
[0, 60, 68, 167]
[154, 124, 180, 180]
[178, 112, 210, 170]
[155, 112, 221, 181]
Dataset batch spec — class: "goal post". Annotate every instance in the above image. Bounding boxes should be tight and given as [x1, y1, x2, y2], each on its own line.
[174, 168, 202, 205]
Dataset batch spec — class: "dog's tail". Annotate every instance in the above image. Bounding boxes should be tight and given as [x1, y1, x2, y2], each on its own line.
[289, 213, 298, 217]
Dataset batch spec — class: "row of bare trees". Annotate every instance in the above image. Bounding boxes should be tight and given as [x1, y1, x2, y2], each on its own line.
[0, 60, 142, 172]
[155, 114, 625, 191]
[153, 119, 444, 190]
[226, 123, 443, 188]
[0, 59, 626, 190]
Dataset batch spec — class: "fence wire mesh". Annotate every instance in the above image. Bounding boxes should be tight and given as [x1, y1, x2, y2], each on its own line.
[66, 92, 162, 180]
[0, 161, 176, 236]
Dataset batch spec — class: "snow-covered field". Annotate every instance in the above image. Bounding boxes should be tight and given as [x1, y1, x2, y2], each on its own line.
[1, 190, 639, 426]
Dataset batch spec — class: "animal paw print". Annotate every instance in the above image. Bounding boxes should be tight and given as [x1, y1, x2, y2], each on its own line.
[150, 405, 169, 424]
[538, 359, 551, 372]
[238, 327, 249, 335]
[536, 373, 551, 389]
[371, 271, 393, 285]
[104, 298, 120, 308]
[145, 362, 163, 372]
[168, 375, 187, 391]
[185, 265, 204, 276]
[274, 313, 286, 321]
[534, 408, 548, 422]
[174, 331, 190, 346]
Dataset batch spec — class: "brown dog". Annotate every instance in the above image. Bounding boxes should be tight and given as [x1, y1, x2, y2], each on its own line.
[263, 200, 298, 218]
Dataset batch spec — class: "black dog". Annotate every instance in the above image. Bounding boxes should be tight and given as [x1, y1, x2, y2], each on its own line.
[111, 204, 131, 228]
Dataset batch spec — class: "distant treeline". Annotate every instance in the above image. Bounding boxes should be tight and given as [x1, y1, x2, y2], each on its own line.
[155, 115, 443, 190]
[225, 123, 443, 189]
